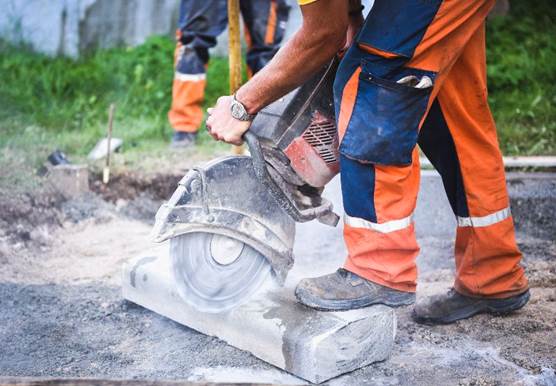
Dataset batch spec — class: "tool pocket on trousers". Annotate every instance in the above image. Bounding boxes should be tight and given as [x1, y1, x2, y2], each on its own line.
[339, 64, 434, 166]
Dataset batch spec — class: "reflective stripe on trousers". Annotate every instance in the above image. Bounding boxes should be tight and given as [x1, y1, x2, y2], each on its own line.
[345, 206, 512, 232]
[457, 207, 511, 228]
[344, 213, 413, 234]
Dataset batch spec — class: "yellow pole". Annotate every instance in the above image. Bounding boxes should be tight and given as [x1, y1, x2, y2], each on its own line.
[102, 103, 116, 184]
[228, 0, 244, 155]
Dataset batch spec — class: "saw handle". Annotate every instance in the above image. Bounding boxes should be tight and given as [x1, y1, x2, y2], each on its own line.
[244, 131, 339, 226]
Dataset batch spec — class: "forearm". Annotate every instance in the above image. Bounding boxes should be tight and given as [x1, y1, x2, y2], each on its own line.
[236, 1, 348, 114]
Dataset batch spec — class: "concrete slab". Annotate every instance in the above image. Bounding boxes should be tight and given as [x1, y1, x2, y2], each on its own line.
[122, 246, 395, 384]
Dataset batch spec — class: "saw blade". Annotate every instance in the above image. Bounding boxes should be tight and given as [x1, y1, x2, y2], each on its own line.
[170, 232, 272, 313]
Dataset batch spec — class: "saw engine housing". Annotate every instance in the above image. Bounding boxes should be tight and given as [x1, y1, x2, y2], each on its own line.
[151, 61, 340, 310]
[249, 60, 340, 190]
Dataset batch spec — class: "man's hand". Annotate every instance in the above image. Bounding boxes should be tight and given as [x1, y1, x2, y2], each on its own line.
[206, 96, 251, 145]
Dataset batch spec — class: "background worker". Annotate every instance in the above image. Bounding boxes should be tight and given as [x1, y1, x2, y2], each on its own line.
[169, 0, 290, 147]
[205, 0, 529, 324]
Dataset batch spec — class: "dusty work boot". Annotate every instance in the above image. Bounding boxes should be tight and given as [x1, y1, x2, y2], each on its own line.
[412, 288, 530, 325]
[295, 268, 415, 311]
[170, 131, 197, 148]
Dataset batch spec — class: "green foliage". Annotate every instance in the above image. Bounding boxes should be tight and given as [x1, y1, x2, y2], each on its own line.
[486, 0, 556, 154]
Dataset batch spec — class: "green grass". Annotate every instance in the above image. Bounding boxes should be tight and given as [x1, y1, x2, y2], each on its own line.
[0, 36, 232, 179]
[0, 0, 554, 185]
[486, 0, 556, 155]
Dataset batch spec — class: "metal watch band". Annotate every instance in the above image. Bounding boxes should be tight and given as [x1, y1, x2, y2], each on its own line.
[231, 94, 257, 121]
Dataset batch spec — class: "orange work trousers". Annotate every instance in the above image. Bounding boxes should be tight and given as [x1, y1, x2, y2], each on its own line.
[333, 0, 528, 298]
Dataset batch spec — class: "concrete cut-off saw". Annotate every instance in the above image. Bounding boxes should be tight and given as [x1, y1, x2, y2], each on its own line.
[151, 61, 340, 313]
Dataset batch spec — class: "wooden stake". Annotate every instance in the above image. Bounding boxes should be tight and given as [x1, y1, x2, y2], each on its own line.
[103, 103, 116, 184]
[228, 0, 244, 155]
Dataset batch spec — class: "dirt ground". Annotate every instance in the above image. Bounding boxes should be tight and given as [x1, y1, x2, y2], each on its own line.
[0, 169, 554, 385]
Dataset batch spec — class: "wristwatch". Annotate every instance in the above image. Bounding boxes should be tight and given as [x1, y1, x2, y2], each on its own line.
[230, 94, 256, 121]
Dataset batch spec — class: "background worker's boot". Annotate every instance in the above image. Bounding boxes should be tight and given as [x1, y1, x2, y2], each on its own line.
[170, 131, 197, 148]
[295, 268, 415, 311]
[412, 288, 530, 325]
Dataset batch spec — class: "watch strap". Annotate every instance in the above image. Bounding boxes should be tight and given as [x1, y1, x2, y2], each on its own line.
[232, 94, 257, 121]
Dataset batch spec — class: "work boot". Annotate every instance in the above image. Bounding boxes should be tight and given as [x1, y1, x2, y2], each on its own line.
[170, 131, 197, 148]
[412, 288, 530, 325]
[295, 268, 415, 311]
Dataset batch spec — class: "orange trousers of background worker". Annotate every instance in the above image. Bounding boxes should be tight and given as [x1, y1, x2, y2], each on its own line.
[333, 0, 528, 298]
[169, 0, 289, 136]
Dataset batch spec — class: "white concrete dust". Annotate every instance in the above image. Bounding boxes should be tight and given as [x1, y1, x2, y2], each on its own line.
[1, 217, 165, 286]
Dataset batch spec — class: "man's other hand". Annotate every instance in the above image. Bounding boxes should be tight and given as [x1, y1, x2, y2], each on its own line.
[206, 96, 251, 145]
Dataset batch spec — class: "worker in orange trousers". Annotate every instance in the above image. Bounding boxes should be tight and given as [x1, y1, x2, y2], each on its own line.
[205, 0, 529, 324]
[169, 0, 290, 147]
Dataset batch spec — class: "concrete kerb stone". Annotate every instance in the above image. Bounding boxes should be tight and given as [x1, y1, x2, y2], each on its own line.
[420, 155, 556, 170]
[47, 164, 90, 198]
[122, 247, 395, 384]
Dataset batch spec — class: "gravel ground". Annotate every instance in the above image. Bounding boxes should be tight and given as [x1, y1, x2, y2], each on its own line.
[0, 172, 554, 385]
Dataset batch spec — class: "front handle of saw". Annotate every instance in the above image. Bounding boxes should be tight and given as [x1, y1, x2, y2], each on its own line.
[244, 131, 339, 226]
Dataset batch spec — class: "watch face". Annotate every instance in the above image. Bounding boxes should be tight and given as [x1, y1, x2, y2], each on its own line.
[231, 101, 245, 120]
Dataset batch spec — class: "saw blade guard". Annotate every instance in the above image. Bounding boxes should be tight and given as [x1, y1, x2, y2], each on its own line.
[151, 155, 296, 283]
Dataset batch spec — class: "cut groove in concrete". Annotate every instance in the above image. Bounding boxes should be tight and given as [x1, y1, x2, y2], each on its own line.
[122, 247, 395, 384]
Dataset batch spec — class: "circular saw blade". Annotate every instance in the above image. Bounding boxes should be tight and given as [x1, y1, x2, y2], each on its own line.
[170, 232, 272, 313]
